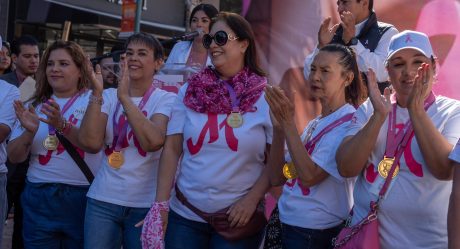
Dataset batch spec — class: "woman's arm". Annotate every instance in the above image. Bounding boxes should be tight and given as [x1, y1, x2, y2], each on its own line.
[7, 101, 39, 163]
[78, 64, 108, 153]
[265, 86, 328, 187]
[336, 69, 391, 177]
[408, 64, 454, 180]
[267, 126, 288, 186]
[78, 90, 108, 153]
[449, 163, 460, 249]
[155, 134, 183, 202]
[283, 122, 328, 187]
[119, 97, 169, 152]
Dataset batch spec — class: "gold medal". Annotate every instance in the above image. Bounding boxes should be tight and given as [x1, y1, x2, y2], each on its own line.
[108, 151, 124, 169]
[283, 162, 298, 179]
[43, 135, 59, 151]
[378, 157, 399, 178]
[227, 112, 243, 128]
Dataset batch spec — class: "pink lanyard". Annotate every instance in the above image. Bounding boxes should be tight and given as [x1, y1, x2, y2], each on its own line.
[112, 84, 156, 152]
[384, 91, 436, 158]
[304, 112, 354, 155]
[47, 90, 85, 135]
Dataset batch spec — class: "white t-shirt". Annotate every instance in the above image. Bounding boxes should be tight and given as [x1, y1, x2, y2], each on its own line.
[10, 90, 103, 185]
[346, 96, 460, 249]
[0, 80, 19, 173]
[450, 139, 460, 163]
[278, 104, 355, 229]
[168, 84, 273, 222]
[87, 88, 176, 208]
[165, 41, 212, 67]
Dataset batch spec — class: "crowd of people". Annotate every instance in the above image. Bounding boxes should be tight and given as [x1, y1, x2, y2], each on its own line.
[0, 1, 459, 249]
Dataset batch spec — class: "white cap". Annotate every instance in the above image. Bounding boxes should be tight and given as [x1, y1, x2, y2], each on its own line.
[387, 30, 434, 61]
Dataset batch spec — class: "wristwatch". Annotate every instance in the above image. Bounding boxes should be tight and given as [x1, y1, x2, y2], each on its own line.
[346, 37, 358, 46]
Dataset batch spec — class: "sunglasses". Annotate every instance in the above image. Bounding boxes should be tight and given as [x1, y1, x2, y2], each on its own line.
[202, 31, 238, 49]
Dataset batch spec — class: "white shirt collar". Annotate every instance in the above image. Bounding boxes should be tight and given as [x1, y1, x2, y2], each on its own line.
[354, 17, 368, 36]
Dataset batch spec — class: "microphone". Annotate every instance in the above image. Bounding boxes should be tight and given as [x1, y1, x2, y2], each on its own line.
[90, 50, 125, 64]
[172, 28, 203, 41]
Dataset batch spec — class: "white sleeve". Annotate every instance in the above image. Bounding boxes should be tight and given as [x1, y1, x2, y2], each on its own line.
[345, 99, 374, 137]
[441, 105, 460, 145]
[303, 47, 320, 80]
[152, 92, 176, 117]
[166, 84, 187, 135]
[100, 89, 116, 115]
[450, 139, 460, 163]
[0, 85, 20, 133]
[352, 26, 399, 82]
[311, 126, 349, 182]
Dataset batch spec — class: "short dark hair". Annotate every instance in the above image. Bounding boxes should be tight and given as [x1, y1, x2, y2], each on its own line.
[357, 0, 373, 12]
[319, 44, 367, 106]
[190, 4, 219, 25]
[11, 35, 39, 56]
[124, 32, 164, 60]
[210, 12, 266, 76]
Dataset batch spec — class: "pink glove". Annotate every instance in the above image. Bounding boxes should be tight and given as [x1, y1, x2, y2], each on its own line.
[141, 201, 169, 249]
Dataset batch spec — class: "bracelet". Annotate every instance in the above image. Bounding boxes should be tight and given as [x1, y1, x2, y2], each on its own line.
[89, 94, 104, 105]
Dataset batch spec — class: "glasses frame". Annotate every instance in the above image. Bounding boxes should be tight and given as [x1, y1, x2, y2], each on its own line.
[202, 30, 239, 49]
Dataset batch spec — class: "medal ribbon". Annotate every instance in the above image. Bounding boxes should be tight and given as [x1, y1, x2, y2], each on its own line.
[47, 90, 85, 136]
[112, 83, 156, 152]
[222, 80, 266, 114]
[304, 112, 354, 154]
[377, 91, 436, 201]
[384, 91, 436, 158]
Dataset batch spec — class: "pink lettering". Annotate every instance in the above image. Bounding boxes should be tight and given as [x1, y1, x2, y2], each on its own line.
[186, 113, 238, 155]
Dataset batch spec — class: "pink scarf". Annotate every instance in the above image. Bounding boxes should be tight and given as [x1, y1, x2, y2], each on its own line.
[184, 67, 267, 114]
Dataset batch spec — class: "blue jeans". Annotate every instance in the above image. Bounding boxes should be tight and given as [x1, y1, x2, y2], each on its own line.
[84, 197, 149, 249]
[165, 210, 264, 249]
[21, 181, 89, 249]
[281, 223, 342, 249]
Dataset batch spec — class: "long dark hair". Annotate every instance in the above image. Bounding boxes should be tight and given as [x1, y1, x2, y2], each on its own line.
[319, 44, 367, 106]
[190, 4, 219, 25]
[32, 41, 91, 105]
[210, 12, 266, 76]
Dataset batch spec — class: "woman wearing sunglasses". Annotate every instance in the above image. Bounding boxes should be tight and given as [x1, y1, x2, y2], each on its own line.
[145, 12, 272, 249]
[166, 4, 218, 70]
[265, 44, 366, 249]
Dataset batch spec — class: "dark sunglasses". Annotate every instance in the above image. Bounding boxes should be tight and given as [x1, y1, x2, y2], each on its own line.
[202, 30, 238, 49]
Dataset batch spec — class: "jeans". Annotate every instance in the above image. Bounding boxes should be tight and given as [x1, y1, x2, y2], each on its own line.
[0, 173, 8, 249]
[281, 223, 343, 249]
[21, 180, 89, 249]
[165, 210, 264, 249]
[84, 197, 149, 249]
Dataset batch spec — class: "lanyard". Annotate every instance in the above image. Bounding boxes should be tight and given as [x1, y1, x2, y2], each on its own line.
[47, 90, 85, 135]
[112, 84, 156, 151]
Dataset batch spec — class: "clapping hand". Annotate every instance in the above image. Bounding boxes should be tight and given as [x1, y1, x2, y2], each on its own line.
[14, 100, 39, 134]
[367, 69, 391, 119]
[318, 17, 340, 49]
[87, 56, 103, 94]
[340, 11, 356, 45]
[408, 63, 431, 112]
[264, 86, 295, 128]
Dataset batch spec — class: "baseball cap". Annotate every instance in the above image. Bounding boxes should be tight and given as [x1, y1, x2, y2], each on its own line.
[387, 30, 434, 61]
